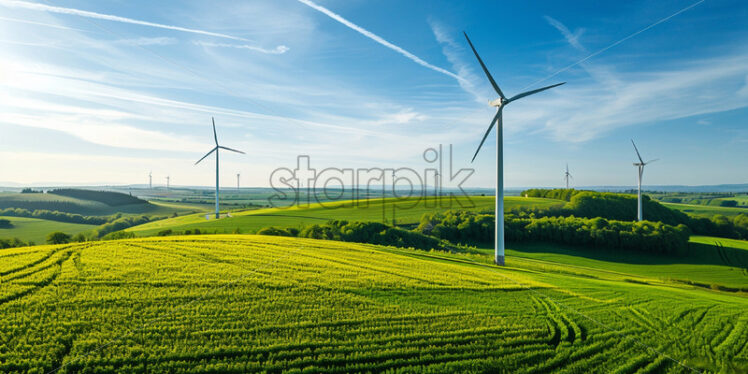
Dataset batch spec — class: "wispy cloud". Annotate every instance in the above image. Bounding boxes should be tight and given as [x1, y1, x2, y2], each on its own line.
[296, 0, 464, 83]
[428, 19, 485, 102]
[193, 41, 289, 55]
[544, 16, 586, 53]
[0, 0, 252, 41]
[115, 37, 177, 46]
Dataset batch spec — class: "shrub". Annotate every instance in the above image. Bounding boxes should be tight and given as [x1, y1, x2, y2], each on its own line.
[0, 237, 32, 249]
[0, 219, 12, 228]
[157, 229, 173, 236]
[46, 232, 71, 244]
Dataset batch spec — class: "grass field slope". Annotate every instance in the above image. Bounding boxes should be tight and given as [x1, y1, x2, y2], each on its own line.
[0, 235, 745, 373]
[127, 196, 562, 236]
[0, 216, 96, 244]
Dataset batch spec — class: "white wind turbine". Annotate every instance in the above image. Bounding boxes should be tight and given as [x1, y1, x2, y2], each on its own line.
[631, 140, 658, 222]
[195, 118, 245, 219]
[564, 164, 573, 189]
[166, 176, 170, 190]
[148, 171, 152, 190]
[465, 32, 565, 266]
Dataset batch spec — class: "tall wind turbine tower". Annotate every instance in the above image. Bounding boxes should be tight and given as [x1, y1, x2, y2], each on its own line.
[148, 172, 152, 190]
[166, 176, 170, 190]
[195, 118, 245, 219]
[631, 140, 658, 222]
[564, 164, 572, 189]
[465, 32, 564, 266]
[237, 173, 240, 190]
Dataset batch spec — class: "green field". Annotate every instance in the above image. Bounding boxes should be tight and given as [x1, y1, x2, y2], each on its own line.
[0, 216, 96, 243]
[473, 235, 748, 290]
[0, 192, 212, 217]
[662, 202, 748, 217]
[127, 196, 563, 236]
[0, 235, 745, 373]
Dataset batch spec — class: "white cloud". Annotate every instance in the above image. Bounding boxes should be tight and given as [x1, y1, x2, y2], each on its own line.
[114, 37, 177, 46]
[296, 0, 464, 83]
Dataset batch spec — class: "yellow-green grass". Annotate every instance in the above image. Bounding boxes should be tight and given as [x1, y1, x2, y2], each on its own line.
[126, 196, 563, 236]
[663, 201, 748, 217]
[466, 235, 748, 289]
[0, 235, 745, 373]
[0, 216, 96, 243]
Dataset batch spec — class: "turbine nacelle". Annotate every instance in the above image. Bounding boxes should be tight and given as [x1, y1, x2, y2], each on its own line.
[489, 98, 506, 107]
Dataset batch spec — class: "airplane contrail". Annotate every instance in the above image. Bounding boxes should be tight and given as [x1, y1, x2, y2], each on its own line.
[297, 0, 465, 83]
[0, 0, 249, 41]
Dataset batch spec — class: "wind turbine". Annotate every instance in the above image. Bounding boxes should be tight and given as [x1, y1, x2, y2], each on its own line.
[564, 164, 573, 189]
[465, 32, 565, 266]
[237, 173, 240, 190]
[166, 176, 170, 190]
[148, 172, 152, 190]
[631, 140, 658, 222]
[195, 118, 245, 219]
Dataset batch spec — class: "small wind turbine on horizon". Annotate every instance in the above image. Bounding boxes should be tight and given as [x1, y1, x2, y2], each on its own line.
[564, 164, 573, 189]
[148, 171, 152, 190]
[464, 32, 565, 266]
[631, 140, 658, 222]
[195, 118, 245, 219]
[237, 173, 240, 190]
[166, 176, 170, 190]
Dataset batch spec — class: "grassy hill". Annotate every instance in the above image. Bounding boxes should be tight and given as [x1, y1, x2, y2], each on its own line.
[0, 216, 96, 244]
[0, 192, 210, 217]
[0, 235, 745, 372]
[126, 196, 563, 236]
[663, 201, 748, 217]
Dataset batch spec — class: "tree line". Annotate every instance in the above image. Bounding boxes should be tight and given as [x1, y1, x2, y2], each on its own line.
[48, 188, 147, 206]
[257, 220, 448, 252]
[516, 190, 748, 240]
[0, 207, 110, 225]
[416, 210, 691, 255]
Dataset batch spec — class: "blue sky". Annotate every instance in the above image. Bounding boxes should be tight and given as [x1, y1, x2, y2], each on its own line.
[0, 0, 746, 188]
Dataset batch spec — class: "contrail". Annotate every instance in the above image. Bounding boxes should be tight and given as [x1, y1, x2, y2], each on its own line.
[297, 0, 465, 83]
[0, 0, 250, 41]
[194, 41, 289, 55]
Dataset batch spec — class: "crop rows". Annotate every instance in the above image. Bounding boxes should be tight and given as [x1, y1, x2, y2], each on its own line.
[0, 235, 744, 373]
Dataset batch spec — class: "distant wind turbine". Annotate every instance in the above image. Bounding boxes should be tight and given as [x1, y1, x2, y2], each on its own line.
[166, 176, 170, 190]
[195, 118, 245, 219]
[631, 140, 658, 222]
[148, 171, 152, 189]
[564, 164, 573, 189]
[237, 173, 240, 190]
[465, 32, 565, 266]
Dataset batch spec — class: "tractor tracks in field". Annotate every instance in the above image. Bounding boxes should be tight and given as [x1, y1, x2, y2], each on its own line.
[0, 245, 82, 306]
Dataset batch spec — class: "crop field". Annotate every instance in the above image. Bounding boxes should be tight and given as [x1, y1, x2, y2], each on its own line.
[0, 235, 745, 373]
[0, 216, 96, 243]
[127, 196, 563, 236]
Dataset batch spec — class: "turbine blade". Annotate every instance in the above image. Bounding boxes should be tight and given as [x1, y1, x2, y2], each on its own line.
[471, 109, 501, 163]
[218, 145, 245, 154]
[212, 117, 218, 146]
[463, 32, 505, 99]
[195, 147, 217, 165]
[631, 139, 644, 163]
[508, 82, 565, 102]
[645, 158, 659, 164]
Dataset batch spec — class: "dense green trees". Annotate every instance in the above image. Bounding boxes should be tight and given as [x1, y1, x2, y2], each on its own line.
[46, 231, 71, 244]
[95, 215, 155, 238]
[0, 218, 12, 228]
[0, 237, 32, 249]
[47, 189, 147, 206]
[521, 188, 581, 201]
[0, 207, 109, 225]
[258, 220, 446, 252]
[417, 210, 691, 255]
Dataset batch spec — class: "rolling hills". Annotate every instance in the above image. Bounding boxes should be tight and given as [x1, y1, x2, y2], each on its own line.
[0, 235, 745, 373]
[126, 196, 563, 236]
